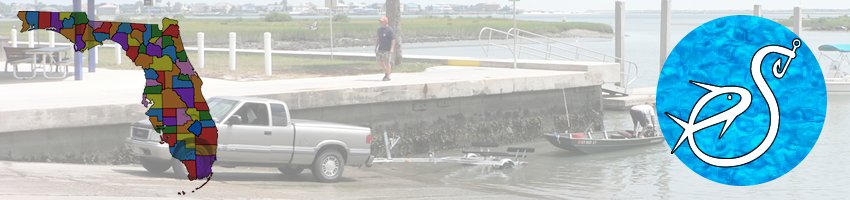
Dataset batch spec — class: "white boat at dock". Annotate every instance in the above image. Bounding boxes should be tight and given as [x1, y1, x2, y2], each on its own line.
[818, 44, 850, 94]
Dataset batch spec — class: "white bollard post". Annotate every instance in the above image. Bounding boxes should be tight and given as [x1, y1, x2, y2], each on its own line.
[660, 0, 671, 72]
[615, 1, 626, 86]
[793, 6, 802, 36]
[28, 31, 35, 47]
[198, 32, 205, 69]
[229, 32, 236, 71]
[94, 47, 99, 64]
[11, 28, 17, 47]
[264, 32, 272, 76]
[753, 5, 763, 18]
[115, 43, 122, 65]
[49, 31, 55, 47]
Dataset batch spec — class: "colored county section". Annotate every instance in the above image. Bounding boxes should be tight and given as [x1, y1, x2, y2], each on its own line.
[16, 11, 218, 181]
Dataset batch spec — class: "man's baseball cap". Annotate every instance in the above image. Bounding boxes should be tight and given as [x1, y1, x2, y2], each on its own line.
[379, 16, 389, 22]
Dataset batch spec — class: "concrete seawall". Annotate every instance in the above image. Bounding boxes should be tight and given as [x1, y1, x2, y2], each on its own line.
[0, 66, 605, 161]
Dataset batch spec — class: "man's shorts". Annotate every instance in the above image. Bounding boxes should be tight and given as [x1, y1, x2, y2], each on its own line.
[630, 109, 650, 127]
[377, 50, 393, 63]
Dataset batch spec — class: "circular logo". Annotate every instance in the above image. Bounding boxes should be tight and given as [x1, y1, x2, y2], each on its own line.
[657, 15, 827, 186]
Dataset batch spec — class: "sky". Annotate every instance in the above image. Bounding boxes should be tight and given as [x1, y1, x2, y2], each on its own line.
[8, 0, 850, 12]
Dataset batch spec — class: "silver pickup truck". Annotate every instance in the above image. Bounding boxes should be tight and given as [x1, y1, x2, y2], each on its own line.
[125, 96, 373, 182]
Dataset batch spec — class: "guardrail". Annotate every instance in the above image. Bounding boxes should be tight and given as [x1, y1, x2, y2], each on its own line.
[478, 27, 638, 91]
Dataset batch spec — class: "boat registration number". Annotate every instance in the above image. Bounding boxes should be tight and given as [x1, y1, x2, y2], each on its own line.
[577, 140, 597, 145]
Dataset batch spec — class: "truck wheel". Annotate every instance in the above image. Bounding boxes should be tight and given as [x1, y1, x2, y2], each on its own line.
[171, 159, 189, 179]
[139, 158, 171, 173]
[312, 149, 345, 183]
[278, 167, 305, 177]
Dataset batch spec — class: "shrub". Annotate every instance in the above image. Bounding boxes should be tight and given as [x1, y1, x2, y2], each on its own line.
[332, 14, 350, 22]
[264, 12, 292, 22]
[173, 14, 185, 19]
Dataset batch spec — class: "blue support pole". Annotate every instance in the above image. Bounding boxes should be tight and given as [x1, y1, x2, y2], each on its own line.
[73, 0, 83, 80]
[87, 0, 96, 72]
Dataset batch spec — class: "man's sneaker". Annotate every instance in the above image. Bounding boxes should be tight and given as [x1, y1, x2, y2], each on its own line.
[382, 76, 390, 81]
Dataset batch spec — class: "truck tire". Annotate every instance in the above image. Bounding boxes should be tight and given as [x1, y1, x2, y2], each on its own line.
[312, 149, 345, 183]
[278, 167, 305, 177]
[171, 159, 189, 179]
[139, 157, 171, 173]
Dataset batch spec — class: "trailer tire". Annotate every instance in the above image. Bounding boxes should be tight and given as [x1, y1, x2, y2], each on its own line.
[499, 161, 515, 170]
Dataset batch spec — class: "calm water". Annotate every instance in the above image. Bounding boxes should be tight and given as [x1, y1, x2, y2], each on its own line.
[311, 12, 850, 88]
[386, 95, 848, 199]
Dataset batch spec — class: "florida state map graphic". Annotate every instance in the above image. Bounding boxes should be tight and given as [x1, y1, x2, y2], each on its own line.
[17, 11, 217, 182]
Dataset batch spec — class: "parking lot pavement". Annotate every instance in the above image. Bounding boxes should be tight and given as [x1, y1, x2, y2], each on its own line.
[0, 160, 533, 199]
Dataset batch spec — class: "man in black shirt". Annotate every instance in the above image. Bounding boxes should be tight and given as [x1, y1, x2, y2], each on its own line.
[375, 16, 396, 81]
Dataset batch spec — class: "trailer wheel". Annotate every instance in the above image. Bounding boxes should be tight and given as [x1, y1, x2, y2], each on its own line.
[499, 161, 515, 170]
[312, 149, 345, 183]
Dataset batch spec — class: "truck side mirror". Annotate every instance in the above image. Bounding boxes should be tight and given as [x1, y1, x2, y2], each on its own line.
[227, 115, 243, 126]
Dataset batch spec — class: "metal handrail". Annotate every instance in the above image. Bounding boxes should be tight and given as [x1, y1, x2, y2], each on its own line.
[478, 27, 639, 88]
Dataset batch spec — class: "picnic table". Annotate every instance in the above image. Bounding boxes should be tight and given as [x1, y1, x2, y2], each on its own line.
[10, 47, 72, 80]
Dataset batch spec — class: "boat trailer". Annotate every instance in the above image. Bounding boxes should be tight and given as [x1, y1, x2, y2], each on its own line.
[366, 131, 535, 169]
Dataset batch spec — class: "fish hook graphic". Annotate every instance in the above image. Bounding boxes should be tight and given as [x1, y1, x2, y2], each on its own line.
[665, 38, 801, 167]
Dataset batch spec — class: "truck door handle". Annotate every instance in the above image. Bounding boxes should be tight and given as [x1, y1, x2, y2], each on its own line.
[264, 131, 272, 135]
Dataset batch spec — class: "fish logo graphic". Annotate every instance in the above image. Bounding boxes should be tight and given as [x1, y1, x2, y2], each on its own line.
[666, 38, 801, 167]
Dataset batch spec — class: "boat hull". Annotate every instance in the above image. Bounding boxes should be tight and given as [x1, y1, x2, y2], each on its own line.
[544, 132, 665, 154]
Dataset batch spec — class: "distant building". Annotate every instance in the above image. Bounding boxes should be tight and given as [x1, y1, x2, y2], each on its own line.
[434, 4, 453, 13]
[11, 3, 36, 14]
[477, 2, 500, 11]
[370, 3, 385, 14]
[141, 3, 169, 14]
[289, 3, 315, 15]
[403, 3, 420, 13]
[266, 4, 286, 12]
[334, 4, 348, 13]
[97, 4, 120, 15]
[241, 4, 258, 13]
[316, 7, 330, 14]
[191, 3, 210, 14]
[171, 3, 187, 13]
[39, 6, 62, 12]
[120, 4, 141, 14]
[209, 2, 233, 14]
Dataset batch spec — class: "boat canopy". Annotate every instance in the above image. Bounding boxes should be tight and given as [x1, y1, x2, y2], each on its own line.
[818, 44, 850, 52]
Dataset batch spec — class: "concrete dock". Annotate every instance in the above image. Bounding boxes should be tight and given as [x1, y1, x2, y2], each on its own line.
[0, 66, 601, 133]
[602, 86, 657, 110]
[0, 64, 610, 161]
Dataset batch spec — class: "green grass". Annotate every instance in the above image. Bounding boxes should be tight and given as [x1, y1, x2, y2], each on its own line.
[1, 16, 611, 46]
[88, 47, 434, 80]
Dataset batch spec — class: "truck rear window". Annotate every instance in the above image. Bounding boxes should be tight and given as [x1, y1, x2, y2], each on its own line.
[271, 103, 288, 126]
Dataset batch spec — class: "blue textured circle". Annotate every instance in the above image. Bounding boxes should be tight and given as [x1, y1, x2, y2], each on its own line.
[657, 15, 826, 186]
